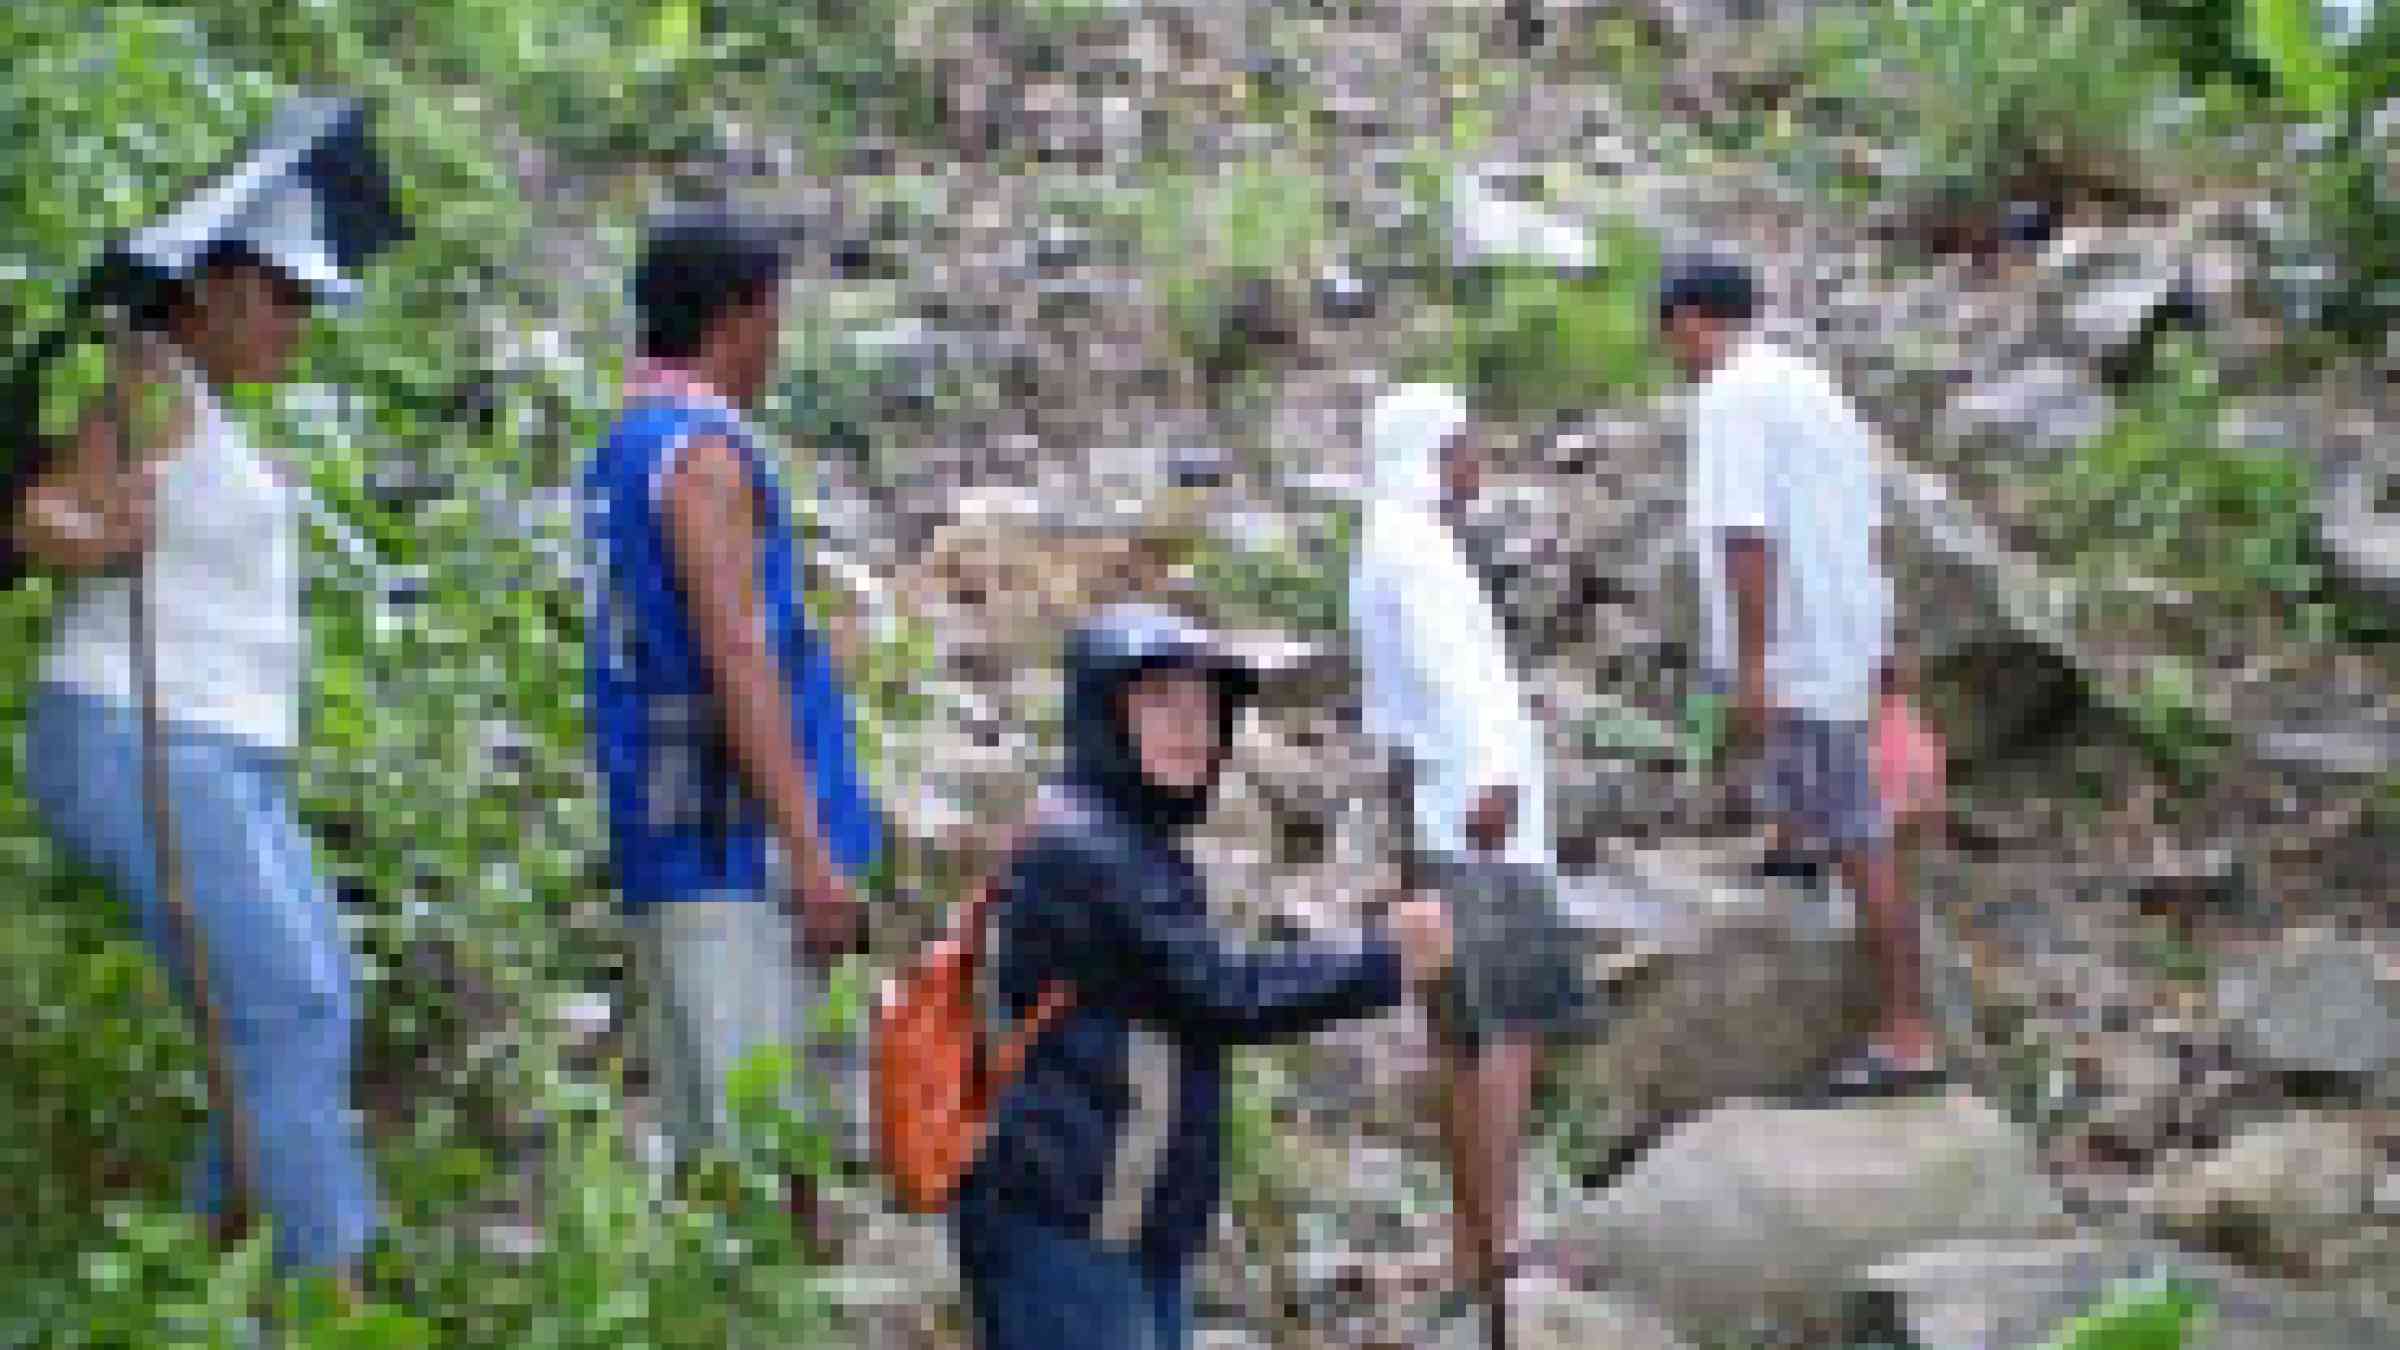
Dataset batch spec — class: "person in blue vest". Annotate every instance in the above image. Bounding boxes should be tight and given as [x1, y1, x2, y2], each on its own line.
[582, 210, 884, 1239]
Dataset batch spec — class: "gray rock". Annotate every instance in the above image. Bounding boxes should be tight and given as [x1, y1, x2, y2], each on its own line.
[1556, 1094, 2067, 1343]
[2140, 1113, 2383, 1270]
[2315, 447, 2400, 605]
[1448, 165, 1597, 272]
[1858, 1237, 2399, 1350]
[2220, 934, 2400, 1079]
[1939, 359, 2115, 462]
[1505, 1281, 1693, 1350]
[1544, 847, 1876, 1177]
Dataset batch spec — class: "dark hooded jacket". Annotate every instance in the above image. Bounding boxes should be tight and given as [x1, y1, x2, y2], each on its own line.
[959, 606, 1406, 1272]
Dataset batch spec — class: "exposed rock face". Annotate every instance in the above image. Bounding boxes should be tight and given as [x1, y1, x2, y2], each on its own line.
[1857, 1237, 2400, 1350]
[2219, 933, 2400, 1081]
[1553, 1094, 2067, 1344]
[2138, 1113, 2390, 1279]
[1543, 847, 1876, 1178]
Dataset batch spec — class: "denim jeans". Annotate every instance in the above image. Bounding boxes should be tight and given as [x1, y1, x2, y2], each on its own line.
[27, 684, 379, 1271]
[952, 1184, 1191, 1350]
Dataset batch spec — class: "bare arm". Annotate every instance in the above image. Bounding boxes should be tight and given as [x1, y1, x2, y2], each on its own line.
[1725, 530, 1774, 733]
[659, 433, 855, 935]
[11, 341, 185, 572]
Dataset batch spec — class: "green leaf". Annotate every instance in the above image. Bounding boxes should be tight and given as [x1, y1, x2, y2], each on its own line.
[649, 0, 700, 61]
[2039, 1275, 2208, 1350]
[2248, 0, 2349, 116]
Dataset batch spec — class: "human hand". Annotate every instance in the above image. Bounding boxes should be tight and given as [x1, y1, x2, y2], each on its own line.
[1731, 667, 1778, 753]
[1387, 895, 1453, 987]
[1465, 786, 1516, 856]
[101, 461, 165, 561]
[791, 862, 866, 960]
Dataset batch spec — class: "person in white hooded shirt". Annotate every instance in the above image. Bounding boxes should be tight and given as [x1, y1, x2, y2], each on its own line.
[1350, 383, 1550, 1344]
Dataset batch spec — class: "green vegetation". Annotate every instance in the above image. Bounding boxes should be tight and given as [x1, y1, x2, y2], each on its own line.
[0, 4, 957, 1338]
[1801, 0, 2183, 210]
[2243, 0, 2400, 345]
[1140, 163, 1332, 386]
[1188, 505, 1357, 636]
[1424, 249, 1665, 417]
[2035, 341, 2319, 614]
[2039, 1275, 2210, 1350]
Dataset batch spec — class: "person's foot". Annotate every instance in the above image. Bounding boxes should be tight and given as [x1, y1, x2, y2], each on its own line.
[1756, 846, 1828, 889]
[1816, 1043, 1949, 1102]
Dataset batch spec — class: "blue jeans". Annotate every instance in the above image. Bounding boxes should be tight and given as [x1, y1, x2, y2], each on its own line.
[27, 685, 379, 1271]
[952, 1186, 1191, 1350]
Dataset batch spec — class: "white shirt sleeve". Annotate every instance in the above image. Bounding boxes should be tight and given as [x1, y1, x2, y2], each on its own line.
[1353, 514, 1526, 817]
[1690, 375, 1772, 540]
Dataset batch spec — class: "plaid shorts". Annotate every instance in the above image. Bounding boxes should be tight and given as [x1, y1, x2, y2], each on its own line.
[1753, 712, 1891, 854]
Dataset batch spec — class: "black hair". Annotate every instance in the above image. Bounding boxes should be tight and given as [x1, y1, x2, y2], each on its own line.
[633, 209, 792, 361]
[0, 240, 310, 588]
[1656, 254, 1759, 326]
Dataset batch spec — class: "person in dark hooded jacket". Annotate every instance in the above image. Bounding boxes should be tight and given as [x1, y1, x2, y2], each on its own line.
[954, 604, 1454, 1350]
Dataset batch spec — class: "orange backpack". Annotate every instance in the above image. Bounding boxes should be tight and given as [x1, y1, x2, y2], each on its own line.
[870, 870, 1072, 1215]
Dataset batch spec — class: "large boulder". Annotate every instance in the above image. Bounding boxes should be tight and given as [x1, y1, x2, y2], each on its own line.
[1554, 1094, 2069, 1343]
[1502, 1281, 1693, 1350]
[2218, 932, 2400, 1083]
[2137, 1112, 2390, 1280]
[2315, 440, 2400, 608]
[1856, 1237, 2399, 1350]
[1543, 846, 1876, 1178]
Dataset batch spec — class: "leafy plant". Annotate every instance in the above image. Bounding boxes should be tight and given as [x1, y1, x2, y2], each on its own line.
[1801, 0, 2183, 210]
[1188, 504, 1357, 635]
[1412, 232, 1664, 417]
[2129, 0, 2280, 93]
[2038, 1275, 2210, 1350]
[2037, 339, 2321, 611]
[1139, 164, 1332, 380]
[2233, 0, 2400, 343]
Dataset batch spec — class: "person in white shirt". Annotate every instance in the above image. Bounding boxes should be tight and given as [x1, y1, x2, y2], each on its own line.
[12, 244, 381, 1282]
[1662, 256, 1942, 1094]
[1351, 383, 1554, 1344]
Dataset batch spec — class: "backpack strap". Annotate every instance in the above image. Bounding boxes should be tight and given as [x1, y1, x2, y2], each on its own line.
[968, 813, 1072, 1087]
[985, 980, 1073, 1086]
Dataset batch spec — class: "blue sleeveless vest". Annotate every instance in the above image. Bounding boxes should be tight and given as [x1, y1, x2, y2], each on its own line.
[583, 398, 882, 909]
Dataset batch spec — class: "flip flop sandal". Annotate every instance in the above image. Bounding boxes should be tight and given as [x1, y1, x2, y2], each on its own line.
[1818, 1046, 1951, 1102]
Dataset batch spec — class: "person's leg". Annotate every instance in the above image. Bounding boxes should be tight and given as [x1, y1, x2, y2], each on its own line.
[1436, 1003, 1493, 1299]
[1438, 1031, 1537, 1348]
[174, 743, 380, 1274]
[1146, 1258, 1193, 1350]
[27, 689, 376, 1272]
[1822, 717, 1936, 1074]
[1839, 842, 1935, 1069]
[1473, 1037, 1538, 1274]
[951, 1201, 1159, 1350]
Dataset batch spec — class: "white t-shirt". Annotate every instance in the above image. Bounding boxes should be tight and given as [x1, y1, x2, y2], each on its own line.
[43, 352, 303, 750]
[1685, 335, 1891, 727]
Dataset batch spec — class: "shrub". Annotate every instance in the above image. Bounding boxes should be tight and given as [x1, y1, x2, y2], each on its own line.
[1801, 0, 2184, 212]
[2239, 0, 2400, 344]
[1139, 164, 1332, 386]
[1411, 231, 1664, 419]
[2034, 339, 2321, 611]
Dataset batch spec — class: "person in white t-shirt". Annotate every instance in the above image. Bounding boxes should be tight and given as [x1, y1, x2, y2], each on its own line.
[1352, 383, 1557, 1346]
[1661, 255, 1943, 1093]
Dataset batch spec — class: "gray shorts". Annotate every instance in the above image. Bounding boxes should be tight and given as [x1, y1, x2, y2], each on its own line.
[1753, 713, 1890, 854]
[629, 895, 865, 1169]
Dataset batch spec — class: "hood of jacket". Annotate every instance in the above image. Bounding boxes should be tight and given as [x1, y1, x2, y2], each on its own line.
[1062, 604, 1259, 837]
[1367, 382, 1466, 519]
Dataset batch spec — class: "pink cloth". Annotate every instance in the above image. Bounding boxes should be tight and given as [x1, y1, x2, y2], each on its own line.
[622, 356, 730, 409]
[1873, 691, 1947, 824]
